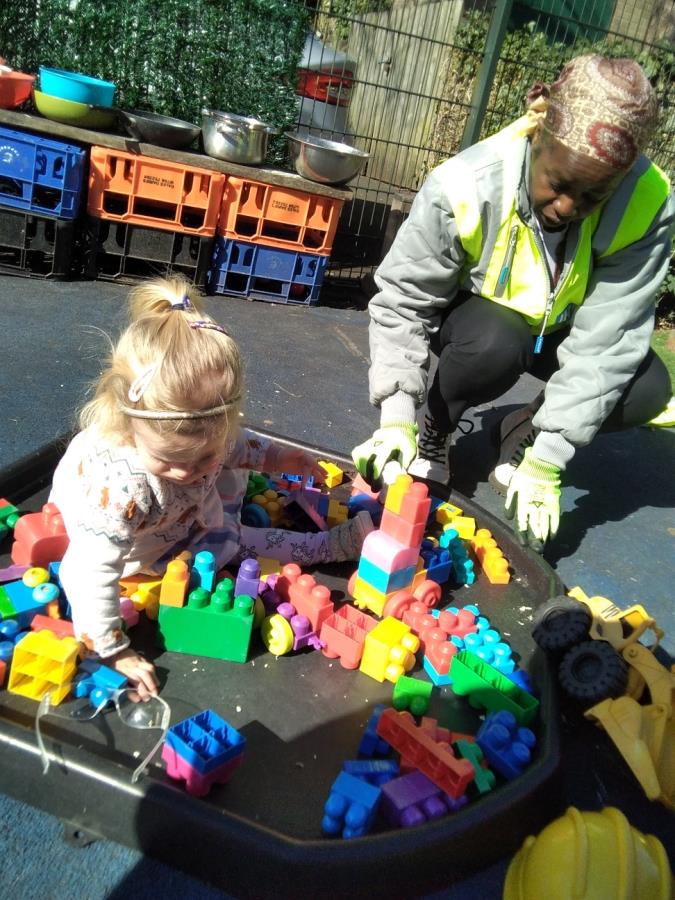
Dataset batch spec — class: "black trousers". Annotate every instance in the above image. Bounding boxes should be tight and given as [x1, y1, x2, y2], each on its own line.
[427, 293, 671, 433]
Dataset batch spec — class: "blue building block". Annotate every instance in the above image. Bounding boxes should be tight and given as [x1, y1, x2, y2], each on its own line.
[356, 557, 417, 594]
[347, 494, 383, 525]
[193, 550, 217, 593]
[507, 668, 534, 693]
[1, 578, 51, 627]
[463, 629, 516, 675]
[358, 704, 392, 758]
[165, 710, 246, 775]
[476, 710, 536, 780]
[420, 540, 453, 585]
[73, 659, 128, 706]
[322, 770, 381, 838]
[342, 758, 399, 786]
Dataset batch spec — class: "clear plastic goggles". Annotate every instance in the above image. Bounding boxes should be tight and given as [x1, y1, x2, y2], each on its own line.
[35, 688, 171, 783]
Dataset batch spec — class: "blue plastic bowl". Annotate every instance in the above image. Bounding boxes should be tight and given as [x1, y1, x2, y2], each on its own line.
[39, 67, 116, 108]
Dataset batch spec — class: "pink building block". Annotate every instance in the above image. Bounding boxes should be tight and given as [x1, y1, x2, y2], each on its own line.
[320, 604, 378, 669]
[359, 529, 420, 574]
[161, 744, 244, 797]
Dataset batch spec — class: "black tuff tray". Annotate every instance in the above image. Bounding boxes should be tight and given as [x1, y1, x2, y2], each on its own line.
[0, 429, 563, 899]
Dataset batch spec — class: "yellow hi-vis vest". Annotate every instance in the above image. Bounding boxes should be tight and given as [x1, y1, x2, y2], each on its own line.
[443, 116, 671, 333]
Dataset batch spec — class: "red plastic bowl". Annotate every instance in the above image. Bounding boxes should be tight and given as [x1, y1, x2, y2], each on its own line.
[0, 71, 36, 109]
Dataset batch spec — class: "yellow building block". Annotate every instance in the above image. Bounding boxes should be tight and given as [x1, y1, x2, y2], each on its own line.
[445, 516, 476, 540]
[351, 575, 390, 617]
[257, 556, 282, 581]
[318, 460, 344, 488]
[384, 473, 414, 516]
[360, 616, 420, 683]
[326, 498, 349, 527]
[8, 631, 80, 704]
[435, 501, 464, 526]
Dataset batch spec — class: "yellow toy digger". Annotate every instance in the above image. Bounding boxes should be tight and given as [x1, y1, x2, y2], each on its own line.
[531, 587, 674, 809]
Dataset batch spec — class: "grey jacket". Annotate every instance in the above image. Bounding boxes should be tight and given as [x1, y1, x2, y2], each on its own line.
[368, 133, 674, 468]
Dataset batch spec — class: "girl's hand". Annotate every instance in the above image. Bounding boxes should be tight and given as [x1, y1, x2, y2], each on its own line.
[109, 648, 159, 702]
[272, 446, 325, 485]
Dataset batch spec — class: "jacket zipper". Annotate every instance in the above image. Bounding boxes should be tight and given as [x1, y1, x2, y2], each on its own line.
[494, 225, 519, 298]
[529, 218, 556, 354]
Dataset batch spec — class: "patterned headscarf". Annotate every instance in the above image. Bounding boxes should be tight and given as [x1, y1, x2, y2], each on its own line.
[526, 55, 658, 170]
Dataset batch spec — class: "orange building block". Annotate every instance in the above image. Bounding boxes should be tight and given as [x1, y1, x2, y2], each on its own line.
[471, 529, 510, 584]
[159, 559, 191, 608]
[11, 503, 69, 568]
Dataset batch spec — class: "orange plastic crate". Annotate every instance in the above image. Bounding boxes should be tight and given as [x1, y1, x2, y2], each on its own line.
[87, 146, 226, 237]
[217, 176, 343, 255]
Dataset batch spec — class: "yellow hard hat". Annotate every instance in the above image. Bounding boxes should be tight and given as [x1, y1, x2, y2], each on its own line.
[503, 806, 672, 899]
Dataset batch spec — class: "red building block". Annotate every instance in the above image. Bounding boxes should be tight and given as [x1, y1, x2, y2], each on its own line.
[320, 604, 378, 669]
[379, 508, 426, 547]
[11, 503, 69, 568]
[30, 614, 75, 639]
[274, 564, 334, 633]
[376, 708, 474, 799]
[0, 659, 6, 686]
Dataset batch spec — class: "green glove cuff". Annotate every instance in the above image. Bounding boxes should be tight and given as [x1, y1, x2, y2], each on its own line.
[518, 447, 561, 483]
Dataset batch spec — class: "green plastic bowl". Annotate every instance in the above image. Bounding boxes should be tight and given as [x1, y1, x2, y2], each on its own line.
[33, 89, 117, 130]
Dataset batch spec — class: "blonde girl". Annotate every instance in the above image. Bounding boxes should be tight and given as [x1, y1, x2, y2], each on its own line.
[50, 277, 372, 699]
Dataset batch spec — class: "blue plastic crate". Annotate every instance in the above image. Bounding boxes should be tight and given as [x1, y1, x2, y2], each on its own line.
[0, 126, 86, 220]
[206, 236, 328, 306]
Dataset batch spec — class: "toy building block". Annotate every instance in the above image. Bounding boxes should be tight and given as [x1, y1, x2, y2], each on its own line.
[8, 630, 80, 704]
[11, 503, 69, 568]
[450, 650, 539, 725]
[320, 604, 378, 669]
[392, 674, 433, 716]
[0, 499, 21, 538]
[463, 629, 515, 674]
[471, 528, 510, 584]
[439, 528, 475, 586]
[376, 708, 475, 800]
[0, 576, 54, 629]
[358, 704, 392, 758]
[423, 633, 459, 686]
[162, 709, 246, 797]
[271, 565, 334, 634]
[445, 515, 476, 540]
[119, 573, 164, 619]
[261, 602, 324, 655]
[119, 597, 139, 629]
[283, 489, 328, 531]
[350, 473, 381, 502]
[321, 770, 381, 838]
[245, 471, 271, 502]
[235, 558, 263, 599]
[0, 564, 29, 583]
[342, 758, 399, 786]
[243, 489, 284, 528]
[193, 550, 217, 593]
[73, 658, 128, 706]
[477, 710, 537, 780]
[434, 501, 463, 527]
[326, 498, 349, 527]
[397, 716, 470, 774]
[419, 541, 453, 585]
[454, 739, 496, 795]
[0, 659, 5, 686]
[318, 460, 344, 488]
[30, 614, 75, 639]
[158, 559, 190, 608]
[347, 494, 383, 525]
[256, 556, 281, 580]
[157, 585, 254, 662]
[359, 617, 420, 684]
[380, 769, 467, 828]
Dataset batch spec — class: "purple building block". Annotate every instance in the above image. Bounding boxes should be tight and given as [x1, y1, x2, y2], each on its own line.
[235, 558, 262, 599]
[380, 770, 467, 828]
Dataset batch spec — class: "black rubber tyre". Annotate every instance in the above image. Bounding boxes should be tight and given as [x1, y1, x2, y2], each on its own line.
[532, 596, 592, 652]
[558, 640, 628, 705]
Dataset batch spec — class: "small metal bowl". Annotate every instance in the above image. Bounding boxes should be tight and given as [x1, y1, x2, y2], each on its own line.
[202, 110, 279, 165]
[286, 133, 369, 185]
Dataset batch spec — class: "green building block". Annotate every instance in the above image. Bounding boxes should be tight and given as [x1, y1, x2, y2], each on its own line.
[157, 579, 254, 663]
[0, 586, 16, 619]
[449, 650, 539, 725]
[392, 674, 433, 716]
[454, 739, 496, 795]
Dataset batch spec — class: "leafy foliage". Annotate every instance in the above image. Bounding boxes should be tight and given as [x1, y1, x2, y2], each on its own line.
[0, 0, 310, 163]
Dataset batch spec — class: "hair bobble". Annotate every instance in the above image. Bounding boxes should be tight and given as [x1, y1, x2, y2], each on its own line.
[170, 294, 193, 310]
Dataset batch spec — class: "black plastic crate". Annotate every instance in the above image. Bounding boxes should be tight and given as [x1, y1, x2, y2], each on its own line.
[0, 205, 76, 279]
[82, 215, 213, 286]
